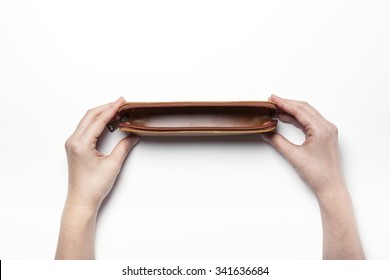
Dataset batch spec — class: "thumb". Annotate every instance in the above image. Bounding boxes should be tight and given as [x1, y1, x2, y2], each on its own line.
[261, 132, 297, 162]
[110, 135, 140, 165]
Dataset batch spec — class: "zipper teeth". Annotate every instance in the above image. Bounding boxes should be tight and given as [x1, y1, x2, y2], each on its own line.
[119, 101, 276, 111]
[120, 101, 275, 105]
[117, 102, 277, 131]
[118, 121, 277, 131]
[119, 126, 277, 134]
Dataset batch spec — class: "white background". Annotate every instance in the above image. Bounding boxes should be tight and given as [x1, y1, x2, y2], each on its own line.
[0, 0, 389, 259]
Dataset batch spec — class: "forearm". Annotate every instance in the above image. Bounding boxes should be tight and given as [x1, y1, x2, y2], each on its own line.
[55, 202, 98, 260]
[317, 186, 365, 260]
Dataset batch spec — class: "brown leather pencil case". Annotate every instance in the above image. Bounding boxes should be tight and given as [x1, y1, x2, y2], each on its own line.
[108, 101, 277, 136]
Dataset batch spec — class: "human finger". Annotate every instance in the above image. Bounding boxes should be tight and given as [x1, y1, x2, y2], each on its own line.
[261, 132, 297, 163]
[269, 95, 320, 130]
[109, 135, 140, 168]
[71, 98, 122, 138]
[270, 94, 322, 118]
[82, 97, 126, 141]
[277, 113, 305, 132]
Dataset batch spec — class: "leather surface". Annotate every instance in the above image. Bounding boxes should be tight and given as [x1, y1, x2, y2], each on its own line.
[113, 101, 277, 136]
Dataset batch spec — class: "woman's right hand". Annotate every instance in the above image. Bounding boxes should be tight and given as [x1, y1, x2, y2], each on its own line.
[262, 94, 347, 200]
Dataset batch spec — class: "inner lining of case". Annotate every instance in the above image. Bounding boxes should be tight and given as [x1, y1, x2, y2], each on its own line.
[119, 106, 275, 129]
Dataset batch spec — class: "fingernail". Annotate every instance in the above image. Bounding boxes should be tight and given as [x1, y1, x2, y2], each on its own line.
[132, 136, 141, 145]
[115, 96, 124, 103]
[261, 134, 270, 143]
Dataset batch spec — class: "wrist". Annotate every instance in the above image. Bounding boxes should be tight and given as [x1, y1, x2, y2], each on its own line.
[313, 175, 347, 198]
[56, 198, 98, 260]
[315, 182, 351, 210]
[64, 192, 102, 215]
[62, 202, 98, 222]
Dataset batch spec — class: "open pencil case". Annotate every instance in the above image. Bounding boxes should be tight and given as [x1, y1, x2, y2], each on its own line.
[108, 101, 278, 136]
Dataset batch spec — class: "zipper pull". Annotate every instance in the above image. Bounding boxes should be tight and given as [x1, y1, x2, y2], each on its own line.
[107, 116, 130, 132]
[107, 119, 119, 132]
